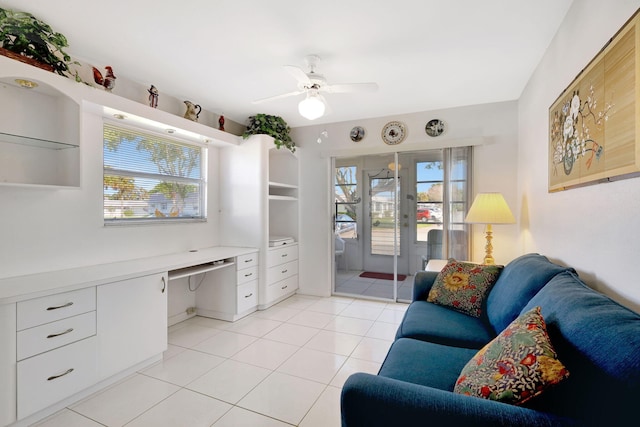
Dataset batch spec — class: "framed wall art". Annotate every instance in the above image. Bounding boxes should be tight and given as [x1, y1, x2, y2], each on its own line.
[548, 9, 640, 192]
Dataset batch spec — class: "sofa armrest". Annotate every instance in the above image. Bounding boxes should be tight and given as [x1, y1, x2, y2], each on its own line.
[341, 373, 576, 427]
[413, 271, 439, 301]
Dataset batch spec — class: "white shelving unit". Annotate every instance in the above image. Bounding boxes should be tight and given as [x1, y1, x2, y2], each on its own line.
[0, 76, 80, 188]
[220, 135, 300, 309]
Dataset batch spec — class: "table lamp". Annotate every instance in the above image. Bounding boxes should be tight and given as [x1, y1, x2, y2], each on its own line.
[464, 192, 515, 265]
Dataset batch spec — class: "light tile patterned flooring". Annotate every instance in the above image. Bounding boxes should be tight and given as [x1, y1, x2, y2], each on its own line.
[35, 295, 409, 427]
[335, 270, 415, 301]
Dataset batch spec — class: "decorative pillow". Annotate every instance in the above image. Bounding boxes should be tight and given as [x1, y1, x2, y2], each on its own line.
[454, 306, 570, 405]
[427, 259, 503, 317]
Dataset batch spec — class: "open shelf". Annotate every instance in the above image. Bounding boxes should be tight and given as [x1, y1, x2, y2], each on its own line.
[268, 181, 298, 189]
[168, 259, 235, 280]
[268, 195, 298, 201]
[0, 131, 78, 150]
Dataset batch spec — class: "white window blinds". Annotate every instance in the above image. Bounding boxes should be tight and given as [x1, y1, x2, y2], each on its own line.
[103, 123, 207, 223]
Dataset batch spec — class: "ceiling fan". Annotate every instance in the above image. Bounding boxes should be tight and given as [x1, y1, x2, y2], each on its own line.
[252, 55, 378, 120]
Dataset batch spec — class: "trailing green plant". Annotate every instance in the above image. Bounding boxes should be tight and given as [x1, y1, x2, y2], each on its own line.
[243, 114, 295, 153]
[0, 7, 76, 76]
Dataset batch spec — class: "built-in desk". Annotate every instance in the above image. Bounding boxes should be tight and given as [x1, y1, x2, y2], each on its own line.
[0, 246, 258, 427]
[0, 246, 257, 305]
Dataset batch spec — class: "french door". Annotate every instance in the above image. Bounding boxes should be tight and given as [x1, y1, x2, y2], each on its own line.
[333, 148, 471, 302]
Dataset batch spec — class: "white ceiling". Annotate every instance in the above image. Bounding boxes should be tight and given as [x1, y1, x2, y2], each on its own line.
[1, 0, 573, 128]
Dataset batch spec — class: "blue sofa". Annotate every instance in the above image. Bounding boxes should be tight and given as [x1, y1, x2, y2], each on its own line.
[341, 254, 640, 426]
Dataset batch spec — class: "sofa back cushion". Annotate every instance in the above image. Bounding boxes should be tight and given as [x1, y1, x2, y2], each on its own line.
[521, 271, 640, 426]
[486, 253, 571, 333]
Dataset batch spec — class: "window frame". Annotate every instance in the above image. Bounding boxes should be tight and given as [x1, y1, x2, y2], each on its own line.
[334, 164, 359, 239]
[103, 121, 208, 226]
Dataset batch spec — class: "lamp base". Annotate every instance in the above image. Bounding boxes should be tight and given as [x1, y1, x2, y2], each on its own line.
[483, 224, 495, 265]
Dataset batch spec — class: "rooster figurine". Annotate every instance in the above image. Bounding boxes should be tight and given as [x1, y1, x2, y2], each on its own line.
[92, 66, 116, 92]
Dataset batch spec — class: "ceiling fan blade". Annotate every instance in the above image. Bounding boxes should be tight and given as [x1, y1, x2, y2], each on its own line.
[284, 65, 312, 85]
[252, 89, 305, 104]
[323, 82, 379, 94]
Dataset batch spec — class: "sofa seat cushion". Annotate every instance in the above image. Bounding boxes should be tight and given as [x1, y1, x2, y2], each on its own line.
[379, 338, 478, 391]
[396, 300, 495, 349]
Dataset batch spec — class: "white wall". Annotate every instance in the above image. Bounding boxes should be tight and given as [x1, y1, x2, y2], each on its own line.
[292, 101, 519, 297]
[518, 0, 640, 312]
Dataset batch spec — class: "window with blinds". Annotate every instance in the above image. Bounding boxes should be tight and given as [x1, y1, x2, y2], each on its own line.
[103, 123, 207, 223]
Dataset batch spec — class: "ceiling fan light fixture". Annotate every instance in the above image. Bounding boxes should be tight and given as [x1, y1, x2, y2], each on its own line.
[298, 92, 325, 120]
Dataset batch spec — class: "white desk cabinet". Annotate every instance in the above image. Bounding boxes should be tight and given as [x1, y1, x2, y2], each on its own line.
[96, 273, 167, 380]
[195, 252, 259, 321]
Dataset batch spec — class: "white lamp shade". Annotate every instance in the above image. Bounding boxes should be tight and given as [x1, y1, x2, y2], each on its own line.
[465, 192, 515, 224]
[298, 93, 325, 120]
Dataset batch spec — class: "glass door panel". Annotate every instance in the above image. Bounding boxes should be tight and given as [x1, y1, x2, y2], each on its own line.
[369, 176, 399, 256]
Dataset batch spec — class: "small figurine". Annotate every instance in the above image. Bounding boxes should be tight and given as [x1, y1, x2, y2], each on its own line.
[184, 100, 201, 122]
[218, 115, 225, 131]
[92, 66, 116, 92]
[148, 85, 159, 108]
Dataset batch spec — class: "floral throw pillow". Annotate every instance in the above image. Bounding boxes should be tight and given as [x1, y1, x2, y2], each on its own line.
[427, 259, 503, 317]
[454, 306, 570, 405]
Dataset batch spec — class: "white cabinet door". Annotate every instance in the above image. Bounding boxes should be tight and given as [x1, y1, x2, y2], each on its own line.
[96, 273, 167, 380]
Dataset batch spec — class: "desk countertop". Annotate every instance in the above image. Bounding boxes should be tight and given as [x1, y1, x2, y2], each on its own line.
[0, 246, 258, 304]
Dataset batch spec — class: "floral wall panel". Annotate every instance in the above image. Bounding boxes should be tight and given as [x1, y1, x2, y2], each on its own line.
[549, 10, 640, 192]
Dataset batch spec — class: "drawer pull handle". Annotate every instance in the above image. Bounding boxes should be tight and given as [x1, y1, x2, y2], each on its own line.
[281, 254, 288, 257]
[245, 293, 253, 298]
[281, 285, 288, 290]
[47, 328, 74, 339]
[47, 368, 74, 381]
[245, 259, 253, 263]
[281, 269, 288, 274]
[46, 302, 73, 311]
[244, 272, 253, 277]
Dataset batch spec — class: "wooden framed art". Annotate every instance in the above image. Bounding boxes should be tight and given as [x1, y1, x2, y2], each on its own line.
[548, 9, 640, 192]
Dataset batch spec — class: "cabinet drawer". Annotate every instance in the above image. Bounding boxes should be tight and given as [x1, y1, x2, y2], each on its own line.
[17, 287, 96, 331]
[268, 245, 298, 266]
[17, 336, 97, 419]
[237, 281, 258, 313]
[267, 260, 298, 285]
[237, 266, 258, 285]
[266, 275, 298, 302]
[237, 252, 258, 269]
[17, 311, 96, 361]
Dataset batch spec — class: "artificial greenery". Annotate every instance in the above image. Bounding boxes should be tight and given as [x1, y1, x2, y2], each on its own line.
[243, 114, 295, 153]
[0, 7, 75, 76]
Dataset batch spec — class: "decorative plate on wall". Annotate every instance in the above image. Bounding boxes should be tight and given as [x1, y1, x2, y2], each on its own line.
[381, 121, 407, 145]
[350, 126, 365, 142]
[425, 119, 445, 137]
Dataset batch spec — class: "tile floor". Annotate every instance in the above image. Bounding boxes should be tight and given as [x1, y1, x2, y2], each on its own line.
[335, 270, 414, 301]
[34, 294, 409, 427]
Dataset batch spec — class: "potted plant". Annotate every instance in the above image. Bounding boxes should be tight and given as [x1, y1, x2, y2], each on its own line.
[243, 114, 296, 153]
[0, 7, 75, 76]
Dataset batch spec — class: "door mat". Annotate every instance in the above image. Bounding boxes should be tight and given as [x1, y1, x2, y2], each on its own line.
[359, 272, 407, 281]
